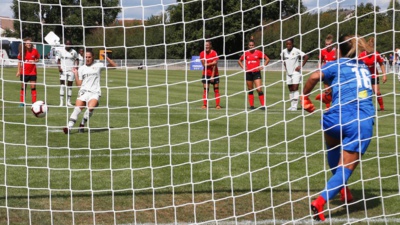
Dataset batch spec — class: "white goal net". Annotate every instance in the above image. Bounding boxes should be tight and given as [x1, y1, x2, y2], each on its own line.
[1, 0, 400, 224]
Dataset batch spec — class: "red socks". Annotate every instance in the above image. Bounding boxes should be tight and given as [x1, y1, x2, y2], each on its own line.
[258, 94, 265, 106]
[214, 88, 220, 106]
[19, 89, 37, 103]
[203, 89, 208, 106]
[31, 89, 37, 103]
[20, 89, 25, 103]
[377, 93, 384, 110]
[248, 93, 254, 107]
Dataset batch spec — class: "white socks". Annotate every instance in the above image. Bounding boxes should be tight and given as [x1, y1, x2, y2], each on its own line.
[67, 87, 72, 104]
[81, 109, 94, 125]
[60, 84, 65, 105]
[68, 107, 82, 128]
[292, 90, 299, 109]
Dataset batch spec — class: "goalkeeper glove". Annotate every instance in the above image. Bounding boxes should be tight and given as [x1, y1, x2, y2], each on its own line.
[315, 92, 332, 108]
[300, 95, 315, 113]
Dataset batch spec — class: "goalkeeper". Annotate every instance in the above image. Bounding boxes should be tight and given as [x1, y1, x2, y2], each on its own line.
[301, 34, 375, 221]
[63, 50, 117, 134]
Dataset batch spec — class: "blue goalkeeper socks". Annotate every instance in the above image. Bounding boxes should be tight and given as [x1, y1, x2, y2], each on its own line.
[327, 145, 341, 175]
[321, 166, 353, 201]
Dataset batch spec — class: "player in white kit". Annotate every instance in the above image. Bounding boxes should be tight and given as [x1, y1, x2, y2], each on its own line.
[78, 48, 85, 66]
[395, 48, 400, 81]
[57, 40, 79, 106]
[281, 38, 309, 111]
[63, 50, 117, 134]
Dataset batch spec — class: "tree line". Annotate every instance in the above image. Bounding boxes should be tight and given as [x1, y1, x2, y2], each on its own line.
[6, 0, 400, 60]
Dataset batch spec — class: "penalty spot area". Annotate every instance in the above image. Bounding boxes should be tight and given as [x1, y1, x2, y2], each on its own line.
[48, 127, 115, 133]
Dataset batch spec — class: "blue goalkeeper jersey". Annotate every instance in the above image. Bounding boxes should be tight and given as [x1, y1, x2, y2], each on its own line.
[321, 58, 375, 153]
[321, 58, 375, 117]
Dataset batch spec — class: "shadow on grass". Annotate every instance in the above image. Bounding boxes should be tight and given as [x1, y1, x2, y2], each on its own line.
[328, 189, 381, 217]
[0, 188, 388, 202]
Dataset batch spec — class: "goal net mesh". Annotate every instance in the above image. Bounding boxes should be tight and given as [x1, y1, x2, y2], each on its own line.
[1, 0, 400, 224]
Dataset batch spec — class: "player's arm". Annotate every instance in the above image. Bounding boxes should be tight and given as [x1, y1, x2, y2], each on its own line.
[281, 53, 287, 71]
[74, 53, 79, 69]
[301, 54, 309, 67]
[33, 51, 40, 63]
[318, 52, 324, 69]
[303, 70, 323, 95]
[105, 55, 117, 68]
[238, 55, 245, 70]
[211, 57, 218, 77]
[57, 58, 62, 72]
[16, 61, 21, 77]
[379, 61, 387, 83]
[75, 69, 82, 87]
[262, 54, 270, 69]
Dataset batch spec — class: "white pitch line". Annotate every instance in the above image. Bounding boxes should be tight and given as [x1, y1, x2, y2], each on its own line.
[115, 217, 400, 225]
[0, 151, 395, 161]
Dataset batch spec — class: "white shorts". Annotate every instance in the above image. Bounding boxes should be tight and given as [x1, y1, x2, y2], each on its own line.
[77, 91, 100, 103]
[60, 71, 75, 82]
[286, 72, 302, 85]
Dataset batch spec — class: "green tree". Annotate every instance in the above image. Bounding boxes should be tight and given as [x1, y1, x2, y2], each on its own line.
[11, 0, 120, 45]
[166, 0, 307, 59]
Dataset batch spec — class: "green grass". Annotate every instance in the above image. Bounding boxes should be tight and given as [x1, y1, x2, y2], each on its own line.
[0, 66, 399, 224]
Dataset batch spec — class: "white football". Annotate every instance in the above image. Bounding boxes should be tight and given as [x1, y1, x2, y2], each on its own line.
[31, 101, 48, 118]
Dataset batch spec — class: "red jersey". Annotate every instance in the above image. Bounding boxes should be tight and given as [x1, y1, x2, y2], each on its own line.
[199, 50, 219, 76]
[359, 51, 383, 78]
[320, 48, 336, 65]
[18, 48, 40, 76]
[239, 50, 266, 72]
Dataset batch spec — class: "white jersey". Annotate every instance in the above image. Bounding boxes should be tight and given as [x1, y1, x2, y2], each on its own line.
[78, 62, 105, 96]
[57, 48, 78, 72]
[281, 47, 306, 75]
[78, 54, 84, 66]
[396, 49, 400, 63]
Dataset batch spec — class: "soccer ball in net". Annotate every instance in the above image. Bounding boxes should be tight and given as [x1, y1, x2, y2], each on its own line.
[31, 101, 48, 118]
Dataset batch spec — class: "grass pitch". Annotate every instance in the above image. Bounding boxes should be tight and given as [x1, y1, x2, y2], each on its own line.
[0, 66, 399, 224]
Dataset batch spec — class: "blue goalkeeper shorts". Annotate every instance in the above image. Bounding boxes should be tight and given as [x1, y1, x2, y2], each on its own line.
[323, 111, 374, 154]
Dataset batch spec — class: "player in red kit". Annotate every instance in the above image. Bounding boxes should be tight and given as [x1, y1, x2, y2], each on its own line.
[317, 34, 336, 109]
[238, 39, 270, 110]
[200, 40, 221, 109]
[16, 37, 40, 106]
[359, 37, 387, 111]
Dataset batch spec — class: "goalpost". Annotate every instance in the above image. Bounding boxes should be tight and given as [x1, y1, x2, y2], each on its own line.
[1, 0, 400, 224]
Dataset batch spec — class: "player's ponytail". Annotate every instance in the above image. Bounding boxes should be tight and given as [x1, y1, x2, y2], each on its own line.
[339, 35, 372, 58]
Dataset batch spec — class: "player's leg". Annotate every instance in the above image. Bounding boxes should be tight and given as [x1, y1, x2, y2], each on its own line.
[66, 72, 74, 106]
[290, 73, 301, 110]
[247, 80, 255, 110]
[372, 78, 384, 110]
[64, 92, 88, 134]
[253, 77, 265, 109]
[66, 81, 74, 106]
[19, 75, 26, 106]
[312, 117, 372, 221]
[325, 132, 353, 203]
[201, 75, 209, 109]
[287, 84, 299, 111]
[29, 76, 37, 103]
[59, 73, 66, 106]
[64, 99, 85, 134]
[213, 79, 221, 109]
[286, 75, 295, 111]
[79, 97, 99, 133]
